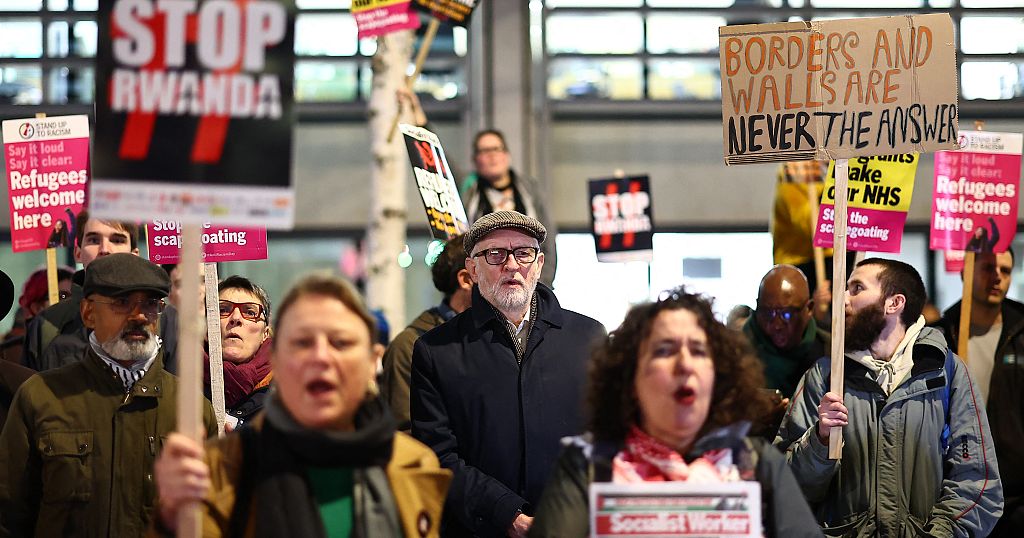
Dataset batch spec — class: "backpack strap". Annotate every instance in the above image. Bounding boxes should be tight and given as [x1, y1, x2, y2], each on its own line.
[940, 351, 955, 454]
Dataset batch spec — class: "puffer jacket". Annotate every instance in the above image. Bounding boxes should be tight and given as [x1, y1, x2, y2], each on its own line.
[774, 327, 1003, 537]
[0, 349, 216, 537]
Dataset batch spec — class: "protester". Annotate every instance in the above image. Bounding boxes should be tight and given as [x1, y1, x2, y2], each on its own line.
[0, 268, 36, 432]
[411, 211, 605, 537]
[743, 265, 827, 400]
[725, 304, 752, 331]
[381, 234, 472, 432]
[934, 249, 1024, 536]
[211, 275, 273, 429]
[23, 212, 180, 373]
[1, 266, 73, 364]
[776, 258, 1003, 536]
[161, 263, 206, 310]
[530, 288, 821, 537]
[152, 273, 451, 536]
[0, 254, 216, 537]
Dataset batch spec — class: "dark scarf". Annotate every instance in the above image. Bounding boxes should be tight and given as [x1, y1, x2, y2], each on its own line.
[205, 339, 273, 408]
[234, 396, 397, 538]
[477, 170, 528, 215]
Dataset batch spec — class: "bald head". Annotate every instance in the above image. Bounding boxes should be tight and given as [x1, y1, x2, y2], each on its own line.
[755, 265, 813, 350]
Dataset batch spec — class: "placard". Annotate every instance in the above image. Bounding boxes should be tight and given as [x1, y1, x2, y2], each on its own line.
[813, 154, 918, 253]
[399, 123, 469, 240]
[410, 0, 478, 26]
[719, 14, 958, 165]
[589, 482, 761, 538]
[588, 175, 654, 263]
[930, 131, 1022, 253]
[352, 0, 421, 39]
[91, 0, 297, 228]
[3, 115, 90, 253]
[148, 220, 268, 263]
[945, 250, 965, 273]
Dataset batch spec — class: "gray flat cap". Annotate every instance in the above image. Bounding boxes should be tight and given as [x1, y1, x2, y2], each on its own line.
[84, 253, 170, 298]
[464, 211, 547, 255]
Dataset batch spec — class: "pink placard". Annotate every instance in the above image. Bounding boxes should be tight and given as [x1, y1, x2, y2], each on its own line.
[815, 206, 908, 253]
[148, 220, 268, 264]
[3, 115, 90, 253]
[944, 250, 965, 273]
[930, 131, 1022, 253]
[353, 1, 421, 39]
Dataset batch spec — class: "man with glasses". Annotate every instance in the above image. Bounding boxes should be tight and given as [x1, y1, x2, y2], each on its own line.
[462, 130, 558, 286]
[0, 253, 216, 537]
[411, 211, 604, 538]
[743, 264, 828, 400]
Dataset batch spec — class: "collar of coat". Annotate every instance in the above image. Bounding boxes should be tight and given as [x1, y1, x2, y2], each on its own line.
[82, 346, 168, 398]
[469, 282, 564, 331]
[842, 326, 949, 382]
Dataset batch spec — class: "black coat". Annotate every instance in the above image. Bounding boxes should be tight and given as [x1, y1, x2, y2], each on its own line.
[410, 284, 605, 537]
[934, 298, 1024, 535]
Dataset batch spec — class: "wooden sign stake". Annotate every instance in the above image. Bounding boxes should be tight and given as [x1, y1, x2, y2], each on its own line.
[387, 18, 441, 143]
[204, 262, 227, 435]
[175, 226, 203, 537]
[828, 158, 850, 460]
[958, 252, 975, 361]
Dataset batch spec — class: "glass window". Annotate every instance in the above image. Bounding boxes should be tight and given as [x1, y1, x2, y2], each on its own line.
[295, 60, 359, 101]
[0, 20, 43, 58]
[647, 15, 725, 54]
[295, 14, 359, 56]
[5, 0, 42, 10]
[647, 0, 738, 6]
[961, 61, 1024, 100]
[548, 58, 643, 99]
[413, 67, 465, 100]
[961, 17, 1024, 54]
[73, 21, 98, 56]
[48, 66, 93, 103]
[810, 0, 923, 5]
[648, 59, 721, 100]
[0, 65, 43, 104]
[547, 0, 642, 6]
[546, 13, 644, 54]
[47, 21, 70, 57]
[961, 0, 1024, 6]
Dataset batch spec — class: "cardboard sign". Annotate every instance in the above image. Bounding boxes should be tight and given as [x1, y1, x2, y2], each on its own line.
[3, 115, 90, 253]
[91, 0, 297, 228]
[930, 131, 1023, 253]
[945, 250, 965, 273]
[410, 0, 478, 26]
[399, 124, 469, 240]
[813, 154, 918, 253]
[589, 482, 761, 538]
[719, 14, 958, 165]
[588, 175, 654, 263]
[148, 220, 268, 263]
[352, 0, 421, 39]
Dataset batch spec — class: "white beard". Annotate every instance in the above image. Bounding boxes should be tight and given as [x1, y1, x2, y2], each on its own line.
[100, 328, 159, 363]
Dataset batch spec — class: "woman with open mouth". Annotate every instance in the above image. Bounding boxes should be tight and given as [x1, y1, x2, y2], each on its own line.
[529, 287, 822, 537]
[151, 274, 452, 537]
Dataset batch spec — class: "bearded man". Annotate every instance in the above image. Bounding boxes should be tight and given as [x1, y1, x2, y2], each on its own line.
[411, 211, 605, 538]
[775, 257, 1003, 536]
[0, 253, 215, 537]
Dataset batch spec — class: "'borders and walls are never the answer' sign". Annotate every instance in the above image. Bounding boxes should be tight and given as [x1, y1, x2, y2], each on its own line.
[930, 131, 1022, 254]
[813, 154, 918, 253]
[400, 123, 469, 240]
[91, 0, 297, 228]
[588, 175, 654, 263]
[3, 115, 90, 253]
[148, 219, 268, 263]
[719, 14, 958, 165]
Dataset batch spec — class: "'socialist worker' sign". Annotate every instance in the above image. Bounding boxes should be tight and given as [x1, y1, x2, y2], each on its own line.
[719, 14, 958, 165]
[814, 154, 918, 253]
[3, 115, 90, 253]
[399, 124, 470, 240]
[930, 131, 1023, 254]
[588, 175, 654, 263]
[91, 0, 296, 228]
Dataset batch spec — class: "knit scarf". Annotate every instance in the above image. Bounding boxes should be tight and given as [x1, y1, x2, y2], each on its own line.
[205, 339, 273, 408]
[612, 425, 740, 484]
[239, 396, 397, 538]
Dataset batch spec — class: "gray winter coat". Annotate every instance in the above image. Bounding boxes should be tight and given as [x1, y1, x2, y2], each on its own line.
[774, 327, 1003, 537]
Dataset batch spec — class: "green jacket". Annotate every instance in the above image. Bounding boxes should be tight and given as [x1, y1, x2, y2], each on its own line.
[0, 348, 216, 537]
[380, 305, 450, 433]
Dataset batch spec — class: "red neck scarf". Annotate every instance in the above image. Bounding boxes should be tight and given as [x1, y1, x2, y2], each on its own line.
[612, 425, 740, 484]
[205, 338, 274, 408]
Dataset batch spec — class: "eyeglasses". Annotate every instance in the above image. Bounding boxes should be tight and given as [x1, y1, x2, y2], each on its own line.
[474, 145, 506, 156]
[473, 247, 539, 266]
[756, 306, 801, 323]
[88, 297, 166, 316]
[219, 300, 266, 322]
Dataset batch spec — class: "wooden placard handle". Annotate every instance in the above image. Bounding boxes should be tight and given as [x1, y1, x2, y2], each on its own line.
[387, 18, 441, 143]
[828, 158, 850, 460]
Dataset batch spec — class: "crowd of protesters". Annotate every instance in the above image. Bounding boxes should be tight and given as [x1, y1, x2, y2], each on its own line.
[0, 172, 1019, 536]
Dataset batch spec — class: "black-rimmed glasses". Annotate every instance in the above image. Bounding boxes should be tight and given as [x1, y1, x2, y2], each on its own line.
[219, 300, 266, 322]
[472, 247, 539, 266]
[88, 297, 166, 316]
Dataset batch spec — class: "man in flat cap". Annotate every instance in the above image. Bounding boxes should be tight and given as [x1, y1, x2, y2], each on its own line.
[0, 253, 215, 537]
[411, 211, 605, 537]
